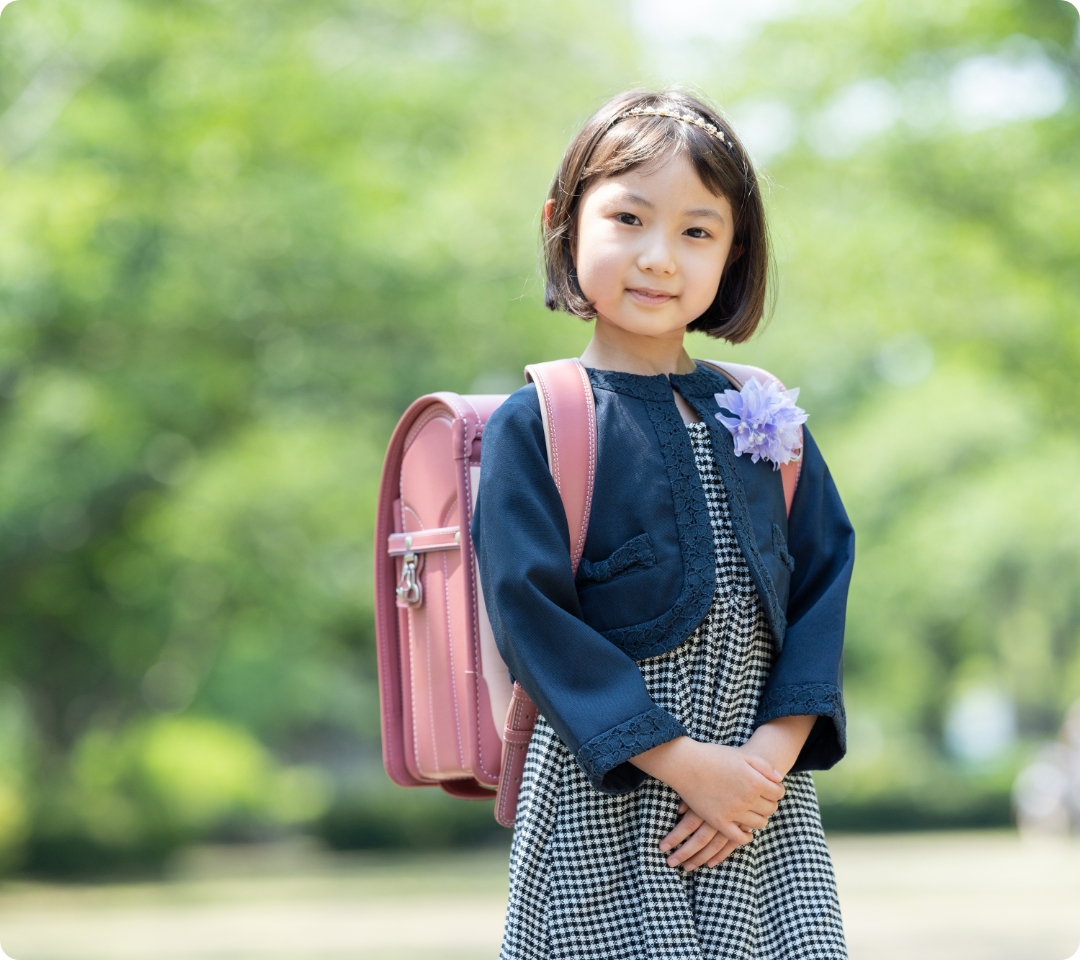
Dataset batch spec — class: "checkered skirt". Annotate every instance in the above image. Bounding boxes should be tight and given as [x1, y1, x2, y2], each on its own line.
[501, 423, 847, 960]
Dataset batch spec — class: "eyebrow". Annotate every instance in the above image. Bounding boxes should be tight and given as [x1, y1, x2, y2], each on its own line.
[684, 207, 725, 222]
[608, 191, 725, 222]
[613, 191, 654, 209]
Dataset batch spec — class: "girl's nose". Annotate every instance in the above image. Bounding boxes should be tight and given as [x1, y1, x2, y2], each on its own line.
[636, 231, 677, 275]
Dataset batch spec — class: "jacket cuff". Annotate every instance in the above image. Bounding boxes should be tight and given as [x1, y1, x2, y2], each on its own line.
[755, 682, 847, 772]
[575, 707, 687, 795]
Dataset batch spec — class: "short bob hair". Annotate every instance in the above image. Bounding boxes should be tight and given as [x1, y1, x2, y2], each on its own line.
[543, 89, 769, 343]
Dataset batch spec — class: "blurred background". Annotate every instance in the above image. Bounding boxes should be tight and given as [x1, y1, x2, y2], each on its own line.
[0, 0, 1079, 892]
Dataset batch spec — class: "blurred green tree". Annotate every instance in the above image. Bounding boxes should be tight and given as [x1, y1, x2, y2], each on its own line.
[0, 0, 1076, 870]
[706, 0, 1080, 826]
[0, 0, 638, 871]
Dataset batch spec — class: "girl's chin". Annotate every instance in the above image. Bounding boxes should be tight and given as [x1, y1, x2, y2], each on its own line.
[597, 312, 691, 338]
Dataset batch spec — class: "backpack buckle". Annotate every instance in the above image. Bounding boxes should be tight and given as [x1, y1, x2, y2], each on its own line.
[395, 552, 423, 607]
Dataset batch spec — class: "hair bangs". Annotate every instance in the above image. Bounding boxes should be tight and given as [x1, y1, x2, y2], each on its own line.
[583, 117, 736, 207]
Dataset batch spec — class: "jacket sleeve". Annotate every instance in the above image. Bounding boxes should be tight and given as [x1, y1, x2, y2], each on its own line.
[471, 388, 686, 794]
[755, 426, 854, 771]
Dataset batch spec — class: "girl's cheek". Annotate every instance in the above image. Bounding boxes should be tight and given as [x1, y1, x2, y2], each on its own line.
[577, 248, 625, 305]
[687, 250, 726, 307]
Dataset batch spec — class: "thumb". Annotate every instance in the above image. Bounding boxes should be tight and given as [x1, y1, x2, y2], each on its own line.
[743, 752, 783, 783]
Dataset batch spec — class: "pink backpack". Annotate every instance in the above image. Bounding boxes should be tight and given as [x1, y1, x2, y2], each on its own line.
[374, 359, 802, 827]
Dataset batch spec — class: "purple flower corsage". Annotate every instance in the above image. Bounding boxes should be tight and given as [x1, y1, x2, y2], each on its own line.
[714, 378, 808, 469]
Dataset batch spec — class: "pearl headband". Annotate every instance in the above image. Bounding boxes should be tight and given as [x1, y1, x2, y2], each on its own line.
[612, 106, 730, 147]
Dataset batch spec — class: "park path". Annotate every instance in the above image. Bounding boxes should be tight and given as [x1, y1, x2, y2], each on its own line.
[0, 832, 1077, 960]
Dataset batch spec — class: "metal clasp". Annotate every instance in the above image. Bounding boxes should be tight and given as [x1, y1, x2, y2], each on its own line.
[395, 552, 422, 606]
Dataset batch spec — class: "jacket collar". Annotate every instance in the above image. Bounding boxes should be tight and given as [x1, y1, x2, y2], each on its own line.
[672, 362, 738, 398]
[587, 362, 732, 403]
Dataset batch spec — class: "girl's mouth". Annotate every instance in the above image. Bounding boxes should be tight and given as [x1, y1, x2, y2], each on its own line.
[627, 287, 676, 306]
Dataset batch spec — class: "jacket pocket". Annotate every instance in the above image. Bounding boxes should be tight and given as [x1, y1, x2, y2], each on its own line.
[772, 524, 795, 573]
[576, 534, 657, 585]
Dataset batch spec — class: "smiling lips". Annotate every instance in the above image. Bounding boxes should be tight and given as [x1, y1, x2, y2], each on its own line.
[627, 287, 676, 306]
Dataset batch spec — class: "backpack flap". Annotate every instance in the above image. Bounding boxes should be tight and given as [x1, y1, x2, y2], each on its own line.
[374, 392, 510, 792]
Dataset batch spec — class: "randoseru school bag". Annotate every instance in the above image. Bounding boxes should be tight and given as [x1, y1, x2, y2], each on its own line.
[374, 359, 802, 827]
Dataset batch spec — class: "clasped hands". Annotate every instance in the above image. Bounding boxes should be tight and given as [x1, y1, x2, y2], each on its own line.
[658, 743, 784, 872]
[630, 717, 816, 874]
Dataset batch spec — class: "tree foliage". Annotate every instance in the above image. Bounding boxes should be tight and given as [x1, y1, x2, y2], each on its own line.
[0, 0, 1076, 870]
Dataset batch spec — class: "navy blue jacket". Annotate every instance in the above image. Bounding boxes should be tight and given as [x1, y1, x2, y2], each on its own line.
[471, 363, 854, 794]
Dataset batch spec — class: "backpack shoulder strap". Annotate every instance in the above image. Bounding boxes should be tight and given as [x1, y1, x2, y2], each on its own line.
[495, 357, 597, 828]
[695, 359, 803, 517]
[523, 358, 597, 577]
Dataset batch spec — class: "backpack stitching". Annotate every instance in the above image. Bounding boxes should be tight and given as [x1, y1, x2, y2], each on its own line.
[574, 359, 596, 573]
[422, 592, 440, 774]
[462, 408, 498, 781]
[442, 548, 466, 769]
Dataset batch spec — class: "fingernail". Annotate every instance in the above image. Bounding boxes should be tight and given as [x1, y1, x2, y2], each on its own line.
[659, 844, 669, 852]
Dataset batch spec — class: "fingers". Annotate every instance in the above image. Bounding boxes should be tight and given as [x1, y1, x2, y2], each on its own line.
[734, 810, 769, 831]
[681, 830, 731, 872]
[706, 839, 739, 868]
[756, 776, 786, 803]
[740, 755, 786, 803]
[718, 820, 754, 846]
[750, 796, 780, 819]
[743, 751, 786, 781]
[677, 800, 688, 815]
[743, 752, 783, 783]
[665, 822, 719, 867]
[659, 810, 704, 853]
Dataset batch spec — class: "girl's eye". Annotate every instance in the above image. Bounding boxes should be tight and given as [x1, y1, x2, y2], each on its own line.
[685, 227, 711, 239]
[614, 213, 641, 226]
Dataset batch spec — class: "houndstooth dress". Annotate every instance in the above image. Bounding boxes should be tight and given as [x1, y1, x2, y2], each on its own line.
[501, 422, 847, 960]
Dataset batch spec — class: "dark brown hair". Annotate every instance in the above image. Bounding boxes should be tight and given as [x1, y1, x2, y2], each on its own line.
[543, 89, 770, 343]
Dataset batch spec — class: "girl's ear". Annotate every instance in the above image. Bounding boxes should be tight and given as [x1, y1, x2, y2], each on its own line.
[549, 197, 578, 264]
[726, 243, 744, 266]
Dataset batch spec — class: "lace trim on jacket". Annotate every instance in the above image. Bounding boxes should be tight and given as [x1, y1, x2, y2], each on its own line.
[575, 706, 687, 794]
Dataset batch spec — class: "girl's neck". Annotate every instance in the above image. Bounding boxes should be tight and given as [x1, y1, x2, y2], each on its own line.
[579, 316, 697, 377]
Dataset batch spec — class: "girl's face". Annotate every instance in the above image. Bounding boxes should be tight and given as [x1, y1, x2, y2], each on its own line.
[574, 153, 736, 342]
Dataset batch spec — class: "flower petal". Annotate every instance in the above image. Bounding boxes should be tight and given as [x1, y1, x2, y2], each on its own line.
[713, 377, 807, 465]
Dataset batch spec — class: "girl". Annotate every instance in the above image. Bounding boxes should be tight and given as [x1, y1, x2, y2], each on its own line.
[472, 89, 854, 960]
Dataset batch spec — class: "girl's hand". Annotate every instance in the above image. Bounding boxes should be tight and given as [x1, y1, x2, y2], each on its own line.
[739, 716, 817, 778]
[637, 722, 818, 871]
[658, 802, 736, 871]
[631, 737, 785, 847]
[659, 800, 773, 871]
[676, 742, 783, 845]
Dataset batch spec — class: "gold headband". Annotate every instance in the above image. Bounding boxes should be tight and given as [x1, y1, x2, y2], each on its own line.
[612, 106, 729, 146]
